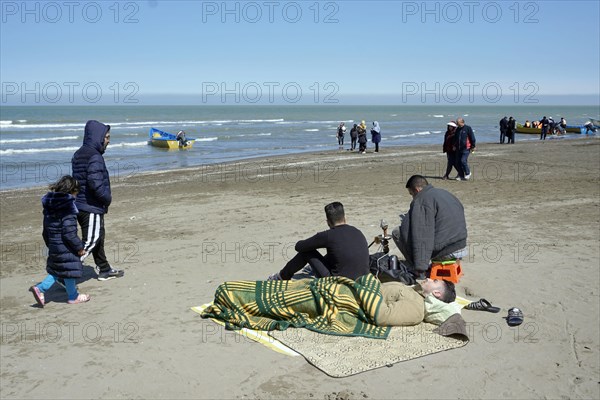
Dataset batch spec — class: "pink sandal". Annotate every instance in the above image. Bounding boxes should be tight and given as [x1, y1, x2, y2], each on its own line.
[29, 286, 45, 307]
[67, 293, 91, 304]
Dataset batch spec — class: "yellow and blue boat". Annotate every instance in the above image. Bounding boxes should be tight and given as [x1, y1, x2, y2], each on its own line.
[148, 127, 195, 149]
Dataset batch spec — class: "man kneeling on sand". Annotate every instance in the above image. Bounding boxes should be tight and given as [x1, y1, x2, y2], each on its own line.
[268, 201, 370, 281]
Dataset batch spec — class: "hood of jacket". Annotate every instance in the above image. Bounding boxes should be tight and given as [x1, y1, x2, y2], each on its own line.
[83, 120, 110, 154]
[42, 192, 78, 218]
[372, 121, 381, 133]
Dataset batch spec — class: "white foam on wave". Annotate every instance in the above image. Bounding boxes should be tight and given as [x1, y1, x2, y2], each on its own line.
[0, 146, 79, 155]
[3, 118, 286, 131]
[389, 131, 432, 139]
[195, 137, 218, 142]
[433, 115, 444, 118]
[110, 141, 147, 148]
[306, 120, 343, 124]
[237, 132, 271, 137]
[304, 129, 319, 132]
[0, 136, 79, 144]
[17, 120, 27, 123]
[4, 122, 83, 129]
[432, 130, 442, 134]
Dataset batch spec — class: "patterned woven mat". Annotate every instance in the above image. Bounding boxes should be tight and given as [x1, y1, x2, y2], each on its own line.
[269, 322, 468, 378]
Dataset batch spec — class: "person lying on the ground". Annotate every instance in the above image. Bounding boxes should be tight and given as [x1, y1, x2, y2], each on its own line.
[201, 274, 465, 340]
[378, 278, 457, 326]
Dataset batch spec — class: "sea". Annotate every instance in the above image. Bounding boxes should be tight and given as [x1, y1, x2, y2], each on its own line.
[1, 105, 598, 190]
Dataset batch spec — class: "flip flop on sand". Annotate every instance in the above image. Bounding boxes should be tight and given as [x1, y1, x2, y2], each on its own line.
[67, 294, 91, 304]
[29, 286, 45, 308]
[507, 307, 524, 326]
[465, 298, 500, 313]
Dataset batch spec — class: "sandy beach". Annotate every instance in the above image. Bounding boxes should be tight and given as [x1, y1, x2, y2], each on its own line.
[1, 137, 599, 399]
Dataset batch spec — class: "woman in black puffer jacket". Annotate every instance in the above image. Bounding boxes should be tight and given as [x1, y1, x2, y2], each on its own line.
[29, 176, 91, 307]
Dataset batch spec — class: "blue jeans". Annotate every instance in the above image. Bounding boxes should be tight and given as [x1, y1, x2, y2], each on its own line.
[456, 149, 471, 177]
[37, 274, 78, 301]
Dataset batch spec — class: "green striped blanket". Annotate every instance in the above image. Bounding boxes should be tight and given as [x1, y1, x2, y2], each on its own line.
[201, 274, 390, 339]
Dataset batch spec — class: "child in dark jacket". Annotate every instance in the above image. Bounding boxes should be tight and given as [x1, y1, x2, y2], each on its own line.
[29, 176, 90, 307]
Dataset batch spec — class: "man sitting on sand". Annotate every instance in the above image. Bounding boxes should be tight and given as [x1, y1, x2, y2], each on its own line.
[392, 175, 467, 280]
[268, 202, 370, 281]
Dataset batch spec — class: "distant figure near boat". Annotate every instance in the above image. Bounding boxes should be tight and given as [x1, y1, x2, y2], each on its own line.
[176, 131, 189, 147]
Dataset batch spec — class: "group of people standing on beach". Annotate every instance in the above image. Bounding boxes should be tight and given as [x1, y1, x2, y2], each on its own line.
[442, 118, 477, 181]
[337, 120, 381, 154]
[498, 116, 517, 144]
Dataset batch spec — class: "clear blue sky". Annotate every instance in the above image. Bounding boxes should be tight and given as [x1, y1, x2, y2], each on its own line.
[1, 0, 599, 105]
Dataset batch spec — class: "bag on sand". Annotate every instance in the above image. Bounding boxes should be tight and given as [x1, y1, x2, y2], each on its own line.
[369, 252, 416, 286]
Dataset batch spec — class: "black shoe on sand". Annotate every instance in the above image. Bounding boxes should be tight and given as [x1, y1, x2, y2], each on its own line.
[98, 268, 125, 281]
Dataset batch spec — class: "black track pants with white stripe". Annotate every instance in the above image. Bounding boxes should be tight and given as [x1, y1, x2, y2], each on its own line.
[77, 210, 111, 272]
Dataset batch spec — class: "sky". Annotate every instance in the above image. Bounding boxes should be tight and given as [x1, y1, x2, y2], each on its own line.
[1, 0, 599, 105]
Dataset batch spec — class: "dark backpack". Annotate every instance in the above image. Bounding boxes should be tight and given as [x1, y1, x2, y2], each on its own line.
[369, 252, 416, 285]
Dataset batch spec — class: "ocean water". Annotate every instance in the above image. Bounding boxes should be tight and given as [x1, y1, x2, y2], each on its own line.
[1, 105, 597, 190]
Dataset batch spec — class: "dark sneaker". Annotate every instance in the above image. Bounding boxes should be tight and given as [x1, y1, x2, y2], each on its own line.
[98, 268, 125, 281]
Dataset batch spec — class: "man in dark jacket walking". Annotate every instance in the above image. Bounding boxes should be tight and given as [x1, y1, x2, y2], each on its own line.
[454, 118, 476, 181]
[72, 120, 124, 281]
[392, 175, 468, 279]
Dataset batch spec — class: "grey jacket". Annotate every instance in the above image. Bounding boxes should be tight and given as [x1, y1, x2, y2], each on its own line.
[399, 185, 467, 272]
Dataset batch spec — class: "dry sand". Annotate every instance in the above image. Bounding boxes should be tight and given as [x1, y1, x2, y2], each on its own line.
[1, 137, 599, 399]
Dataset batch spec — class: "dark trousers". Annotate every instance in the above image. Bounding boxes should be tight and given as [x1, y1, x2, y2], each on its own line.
[444, 152, 456, 177]
[456, 149, 471, 177]
[338, 136, 344, 145]
[507, 130, 515, 144]
[374, 142, 380, 152]
[351, 137, 357, 150]
[540, 127, 548, 140]
[500, 129, 506, 143]
[77, 210, 111, 272]
[280, 250, 332, 280]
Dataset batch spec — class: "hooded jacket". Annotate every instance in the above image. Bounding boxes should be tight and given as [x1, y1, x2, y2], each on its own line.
[42, 192, 84, 279]
[371, 121, 381, 144]
[71, 120, 112, 214]
[398, 185, 467, 273]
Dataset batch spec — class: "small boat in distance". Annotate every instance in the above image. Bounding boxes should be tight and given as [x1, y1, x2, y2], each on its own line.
[516, 124, 583, 134]
[148, 127, 195, 149]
